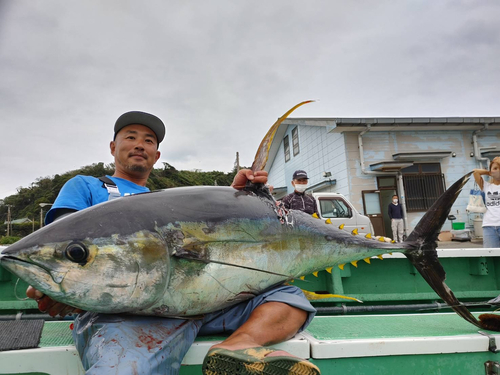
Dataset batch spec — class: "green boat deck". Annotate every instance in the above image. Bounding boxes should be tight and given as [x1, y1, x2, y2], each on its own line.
[1, 312, 500, 375]
[2, 246, 500, 374]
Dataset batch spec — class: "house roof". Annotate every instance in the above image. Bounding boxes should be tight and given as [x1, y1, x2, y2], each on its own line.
[283, 117, 500, 132]
[4, 218, 32, 225]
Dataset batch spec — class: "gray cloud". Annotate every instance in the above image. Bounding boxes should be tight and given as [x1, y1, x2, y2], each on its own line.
[1, 0, 499, 198]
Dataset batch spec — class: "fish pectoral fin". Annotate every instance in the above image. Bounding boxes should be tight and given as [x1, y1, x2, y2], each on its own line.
[301, 289, 363, 303]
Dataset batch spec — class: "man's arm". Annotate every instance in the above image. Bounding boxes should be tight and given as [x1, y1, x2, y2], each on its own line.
[388, 204, 393, 219]
[312, 197, 319, 215]
[473, 169, 489, 191]
[27, 176, 93, 317]
[281, 194, 291, 210]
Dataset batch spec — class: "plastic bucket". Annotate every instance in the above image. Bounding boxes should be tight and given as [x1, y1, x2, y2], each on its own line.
[452, 222, 465, 230]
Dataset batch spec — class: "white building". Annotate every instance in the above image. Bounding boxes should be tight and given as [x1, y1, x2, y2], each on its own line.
[266, 117, 500, 237]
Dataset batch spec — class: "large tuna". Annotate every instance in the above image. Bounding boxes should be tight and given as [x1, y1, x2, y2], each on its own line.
[0, 102, 489, 330]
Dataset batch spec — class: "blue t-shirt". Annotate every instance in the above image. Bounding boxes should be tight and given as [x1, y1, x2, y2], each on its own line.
[45, 175, 150, 224]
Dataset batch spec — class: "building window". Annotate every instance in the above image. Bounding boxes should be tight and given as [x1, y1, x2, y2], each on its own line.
[292, 127, 300, 156]
[284, 135, 290, 162]
[402, 163, 445, 212]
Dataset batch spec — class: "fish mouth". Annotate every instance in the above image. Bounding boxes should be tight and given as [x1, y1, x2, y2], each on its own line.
[1, 251, 54, 280]
[405, 248, 482, 329]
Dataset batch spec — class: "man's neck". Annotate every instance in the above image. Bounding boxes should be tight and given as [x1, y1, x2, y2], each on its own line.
[112, 171, 149, 186]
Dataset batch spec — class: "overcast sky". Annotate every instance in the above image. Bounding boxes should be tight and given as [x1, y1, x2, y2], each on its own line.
[0, 1, 499, 199]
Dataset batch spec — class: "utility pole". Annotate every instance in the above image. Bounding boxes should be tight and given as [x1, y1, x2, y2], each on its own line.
[39, 203, 53, 229]
[6, 205, 12, 237]
[234, 152, 240, 172]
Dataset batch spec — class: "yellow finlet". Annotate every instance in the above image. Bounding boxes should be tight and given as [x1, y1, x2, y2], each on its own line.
[325, 218, 332, 224]
[299, 276, 305, 280]
[378, 236, 386, 242]
[377, 254, 384, 260]
[312, 213, 319, 219]
[351, 228, 358, 235]
[326, 267, 333, 273]
[391, 240, 396, 243]
[363, 258, 371, 264]
[339, 224, 345, 230]
[351, 260, 358, 267]
[312, 271, 319, 277]
[301, 289, 363, 303]
[338, 264, 344, 270]
[365, 233, 372, 239]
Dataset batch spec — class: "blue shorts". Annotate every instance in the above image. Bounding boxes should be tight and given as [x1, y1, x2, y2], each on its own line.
[73, 285, 316, 375]
[483, 226, 500, 248]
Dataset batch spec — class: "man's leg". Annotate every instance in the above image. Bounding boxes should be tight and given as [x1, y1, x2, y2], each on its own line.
[73, 312, 203, 375]
[199, 285, 319, 373]
[391, 219, 398, 241]
[210, 301, 307, 352]
[397, 219, 404, 242]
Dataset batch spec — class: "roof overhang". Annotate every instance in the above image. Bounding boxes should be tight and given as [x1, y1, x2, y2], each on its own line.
[369, 161, 414, 172]
[280, 117, 500, 133]
[392, 151, 453, 161]
[271, 186, 287, 195]
[483, 151, 500, 158]
[306, 179, 337, 193]
[370, 151, 453, 171]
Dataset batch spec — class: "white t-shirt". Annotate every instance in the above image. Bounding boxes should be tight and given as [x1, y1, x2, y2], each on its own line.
[483, 180, 500, 227]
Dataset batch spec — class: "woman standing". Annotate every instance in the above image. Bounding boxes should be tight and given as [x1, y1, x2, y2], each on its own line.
[473, 156, 500, 248]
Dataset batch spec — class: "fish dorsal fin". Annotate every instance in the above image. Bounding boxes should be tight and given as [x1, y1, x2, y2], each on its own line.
[251, 101, 314, 172]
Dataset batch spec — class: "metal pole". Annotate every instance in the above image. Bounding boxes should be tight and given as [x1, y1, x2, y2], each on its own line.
[6, 205, 12, 237]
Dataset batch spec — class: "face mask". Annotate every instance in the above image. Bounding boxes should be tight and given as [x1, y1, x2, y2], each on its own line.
[393, 199, 398, 204]
[491, 170, 500, 181]
[294, 183, 308, 193]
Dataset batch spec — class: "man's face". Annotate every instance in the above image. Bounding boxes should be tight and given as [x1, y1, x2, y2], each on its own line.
[110, 124, 161, 176]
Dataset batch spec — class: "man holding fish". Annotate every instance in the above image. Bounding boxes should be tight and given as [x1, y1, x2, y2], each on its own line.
[26, 111, 320, 375]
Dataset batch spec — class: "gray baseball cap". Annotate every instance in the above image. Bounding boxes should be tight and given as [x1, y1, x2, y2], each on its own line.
[114, 111, 165, 145]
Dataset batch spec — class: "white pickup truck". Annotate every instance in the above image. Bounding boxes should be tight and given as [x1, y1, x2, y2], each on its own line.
[312, 192, 374, 235]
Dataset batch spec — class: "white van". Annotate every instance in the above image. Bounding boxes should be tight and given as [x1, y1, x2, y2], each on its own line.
[312, 192, 374, 235]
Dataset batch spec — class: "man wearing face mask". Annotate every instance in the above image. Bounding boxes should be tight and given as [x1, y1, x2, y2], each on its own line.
[388, 194, 404, 243]
[281, 170, 318, 215]
[473, 156, 500, 248]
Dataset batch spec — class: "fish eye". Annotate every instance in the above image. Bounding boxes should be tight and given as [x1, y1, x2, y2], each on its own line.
[65, 242, 89, 264]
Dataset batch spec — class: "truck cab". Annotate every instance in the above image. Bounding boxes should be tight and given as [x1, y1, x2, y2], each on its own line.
[312, 192, 374, 235]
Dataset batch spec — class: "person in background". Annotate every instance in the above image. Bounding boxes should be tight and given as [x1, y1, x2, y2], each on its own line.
[281, 170, 318, 215]
[388, 194, 404, 243]
[473, 156, 500, 248]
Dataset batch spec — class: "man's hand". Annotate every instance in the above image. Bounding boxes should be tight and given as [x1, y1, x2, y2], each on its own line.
[26, 286, 82, 318]
[231, 169, 268, 190]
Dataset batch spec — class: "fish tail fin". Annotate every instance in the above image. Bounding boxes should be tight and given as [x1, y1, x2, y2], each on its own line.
[403, 172, 484, 329]
[405, 172, 472, 247]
